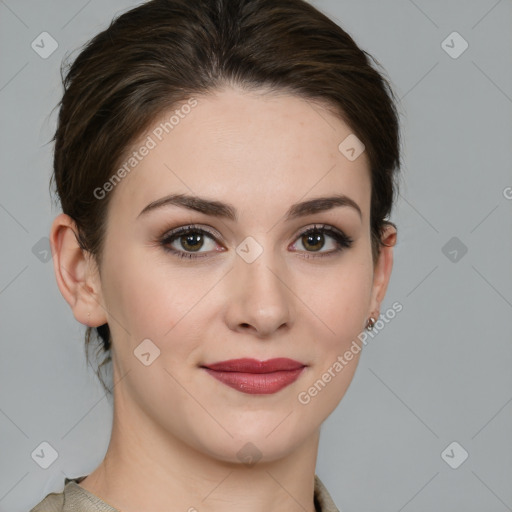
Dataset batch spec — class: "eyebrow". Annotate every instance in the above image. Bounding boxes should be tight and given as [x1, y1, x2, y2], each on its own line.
[137, 193, 362, 222]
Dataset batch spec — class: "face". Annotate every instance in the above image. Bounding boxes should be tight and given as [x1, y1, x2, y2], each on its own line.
[85, 86, 391, 462]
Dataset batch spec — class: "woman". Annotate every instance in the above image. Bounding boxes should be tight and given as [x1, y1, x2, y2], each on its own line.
[31, 0, 401, 510]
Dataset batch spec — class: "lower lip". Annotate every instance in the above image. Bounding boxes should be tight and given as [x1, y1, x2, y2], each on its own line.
[202, 367, 306, 394]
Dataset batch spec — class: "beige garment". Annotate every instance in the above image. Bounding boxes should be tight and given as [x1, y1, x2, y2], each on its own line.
[30, 473, 340, 512]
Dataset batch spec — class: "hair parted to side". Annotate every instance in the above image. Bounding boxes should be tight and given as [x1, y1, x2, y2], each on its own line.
[49, 0, 402, 395]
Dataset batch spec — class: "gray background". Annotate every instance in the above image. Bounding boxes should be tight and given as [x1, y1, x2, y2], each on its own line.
[1, 0, 511, 511]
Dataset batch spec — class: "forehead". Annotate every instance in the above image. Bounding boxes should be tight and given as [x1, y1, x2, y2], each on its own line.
[108, 86, 371, 224]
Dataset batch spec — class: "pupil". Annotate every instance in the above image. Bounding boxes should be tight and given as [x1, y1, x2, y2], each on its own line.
[182, 233, 202, 251]
[304, 232, 323, 251]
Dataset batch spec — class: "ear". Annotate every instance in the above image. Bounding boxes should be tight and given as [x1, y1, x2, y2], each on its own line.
[49, 213, 107, 327]
[367, 223, 397, 320]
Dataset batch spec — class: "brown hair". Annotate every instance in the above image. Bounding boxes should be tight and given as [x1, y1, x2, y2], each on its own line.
[50, 0, 402, 394]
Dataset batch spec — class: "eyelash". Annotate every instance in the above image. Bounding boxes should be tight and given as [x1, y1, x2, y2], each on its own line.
[159, 223, 354, 260]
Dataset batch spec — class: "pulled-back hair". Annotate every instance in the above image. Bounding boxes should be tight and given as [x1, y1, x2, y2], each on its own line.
[50, 0, 402, 394]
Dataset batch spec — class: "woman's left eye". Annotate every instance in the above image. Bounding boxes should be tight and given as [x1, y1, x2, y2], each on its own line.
[290, 225, 354, 258]
[159, 224, 353, 260]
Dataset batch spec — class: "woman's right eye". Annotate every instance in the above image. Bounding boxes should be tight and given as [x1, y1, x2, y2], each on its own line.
[160, 225, 220, 259]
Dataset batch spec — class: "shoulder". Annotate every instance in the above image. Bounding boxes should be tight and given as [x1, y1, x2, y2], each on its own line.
[28, 476, 120, 512]
[29, 489, 64, 512]
[28, 476, 87, 512]
[30, 475, 337, 512]
[314, 474, 341, 512]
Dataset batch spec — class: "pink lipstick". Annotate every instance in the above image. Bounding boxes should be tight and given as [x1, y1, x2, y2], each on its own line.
[201, 358, 306, 394]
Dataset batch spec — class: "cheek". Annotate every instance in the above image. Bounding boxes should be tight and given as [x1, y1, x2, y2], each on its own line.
[106, 266, 194, 344]
[103, 235, 374, 343]
[298, 254, 374, 340]
[101, 246, 219, 376]
[101, 222, 374, 349]
[97, 253, 153, 364]
[292, 258, 373, 418]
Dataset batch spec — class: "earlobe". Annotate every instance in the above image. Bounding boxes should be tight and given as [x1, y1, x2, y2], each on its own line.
[49, 213, 107, 327]
[368, 223, 397, 319]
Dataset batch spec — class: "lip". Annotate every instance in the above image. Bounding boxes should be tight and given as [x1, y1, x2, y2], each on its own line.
[201, 358, 307, 395]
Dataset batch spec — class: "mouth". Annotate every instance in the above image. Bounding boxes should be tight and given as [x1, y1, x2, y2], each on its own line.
[200, 358, 307, 395]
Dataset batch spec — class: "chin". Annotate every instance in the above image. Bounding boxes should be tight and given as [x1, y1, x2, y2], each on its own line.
[191, 417, 311, 465]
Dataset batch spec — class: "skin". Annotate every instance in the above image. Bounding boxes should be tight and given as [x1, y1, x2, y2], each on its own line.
[50, 85, 396, 512]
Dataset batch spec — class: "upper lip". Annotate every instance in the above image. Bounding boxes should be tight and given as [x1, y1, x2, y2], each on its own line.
[201, 358, 306, 373]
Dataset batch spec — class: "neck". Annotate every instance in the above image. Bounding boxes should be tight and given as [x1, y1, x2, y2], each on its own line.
[79, 371, 321, 512]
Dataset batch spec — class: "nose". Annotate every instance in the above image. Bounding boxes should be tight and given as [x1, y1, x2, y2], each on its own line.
[223, 245, 294, 338]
